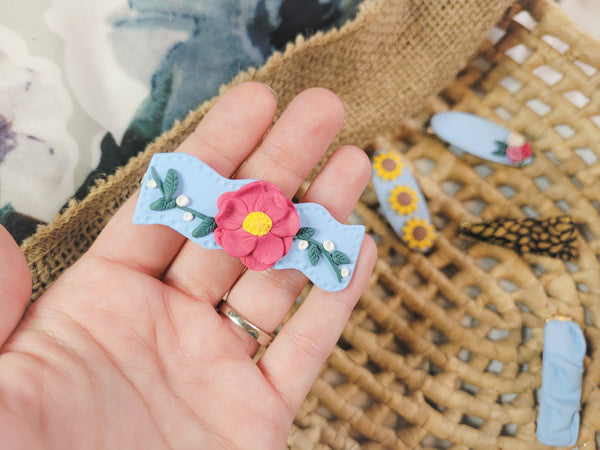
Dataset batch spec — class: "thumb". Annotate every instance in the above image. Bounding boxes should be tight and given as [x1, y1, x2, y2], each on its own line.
[0, 225, 31, 345]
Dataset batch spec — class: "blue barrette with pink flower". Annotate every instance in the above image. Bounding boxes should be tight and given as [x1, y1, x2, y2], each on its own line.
[430, 111, 534, 167]
[133, 153, 365, 292]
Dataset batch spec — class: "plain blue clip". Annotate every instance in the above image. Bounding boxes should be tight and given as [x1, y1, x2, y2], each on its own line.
[536, 318, 585, 447]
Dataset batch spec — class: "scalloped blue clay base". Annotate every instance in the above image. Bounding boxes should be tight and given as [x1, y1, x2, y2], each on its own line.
[133, 153, 365, 292]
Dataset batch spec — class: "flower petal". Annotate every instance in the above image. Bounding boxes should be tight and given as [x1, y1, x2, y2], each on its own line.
[241, 253, 273, 271]
[215, 197, 248, 230]
[218, 228, 257, 257]
[506, 146, 522, 163]
[269, 209, 300, 237]
[254, 191, 292, 221]
[281, 235, 293, 254]
[216, 190, 236, 210]
[253, 233, 285, 265]
[213, 227, 225, 248]
[234, 181, 269, 208]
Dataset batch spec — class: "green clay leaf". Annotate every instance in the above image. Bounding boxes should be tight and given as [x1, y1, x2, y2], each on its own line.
[308, 243, 321, 266]
[150, 198, 176, 211]
[493, 140, 508, 155]
[192, 217, 217, 238]
[150, 167, 164, 194]
[331, 250, 351, 265]
[296, 227, 316, 240]
[163, 169, 179, 199]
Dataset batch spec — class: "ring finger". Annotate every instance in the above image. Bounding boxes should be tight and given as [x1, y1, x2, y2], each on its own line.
[221, 145, 371, 355]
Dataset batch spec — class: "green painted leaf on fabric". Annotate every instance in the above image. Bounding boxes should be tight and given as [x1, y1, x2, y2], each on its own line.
[308, 243, 321, 266]
[331, 250, 351, 265]
[150, 198, 176, 211]
[0, 203, 14, 224]
[296, 227, 315, 240]
[163, 169, 179, 199]
[192, 218, 217, 237]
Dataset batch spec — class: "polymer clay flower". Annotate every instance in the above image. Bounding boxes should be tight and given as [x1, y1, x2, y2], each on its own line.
[372, 150, 403, 180]
[388, 185, 418, 215]
[214, 180, 300, 270]
[506, 141, 533, 164]
[402, 217, 435, 251]
[495, 133, 533, 165]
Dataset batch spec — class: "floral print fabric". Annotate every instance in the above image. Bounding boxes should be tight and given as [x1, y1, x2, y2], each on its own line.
[0, 0, 361, 243]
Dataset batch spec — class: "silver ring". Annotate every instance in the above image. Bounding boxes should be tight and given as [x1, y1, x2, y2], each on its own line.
[216, 300, 274, 346]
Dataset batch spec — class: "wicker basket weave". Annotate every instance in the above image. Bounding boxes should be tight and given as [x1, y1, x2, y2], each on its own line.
[288, 1, 600, 448]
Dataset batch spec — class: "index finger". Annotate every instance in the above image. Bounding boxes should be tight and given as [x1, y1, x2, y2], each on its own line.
[88, 82, 278, 277]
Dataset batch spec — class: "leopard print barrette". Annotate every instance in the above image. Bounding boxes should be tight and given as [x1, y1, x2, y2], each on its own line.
[459, 216, 578, 260]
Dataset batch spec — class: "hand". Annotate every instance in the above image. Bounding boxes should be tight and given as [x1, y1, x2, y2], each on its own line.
[0, 83, 376, 449]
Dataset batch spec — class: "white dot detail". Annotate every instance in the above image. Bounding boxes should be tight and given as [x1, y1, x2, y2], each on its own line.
[507, 133, 525, 147]
[183, 212, 194, 222]
[147, 180, 158, 189]
[176, 195, 190, 207]
[323, 240, 335, 252]
[340, 268, 350, 278]
[298, 240, 309, 250]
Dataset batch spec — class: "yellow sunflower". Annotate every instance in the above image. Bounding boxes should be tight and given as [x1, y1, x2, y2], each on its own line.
[373, 151, 403, 180]
[389, 185, 418, 215]
[402, 217, 435, 251]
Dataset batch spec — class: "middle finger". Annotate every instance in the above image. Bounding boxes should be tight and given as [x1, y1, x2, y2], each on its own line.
[222, 145, 370, 354]
[162, 88, 345, 303]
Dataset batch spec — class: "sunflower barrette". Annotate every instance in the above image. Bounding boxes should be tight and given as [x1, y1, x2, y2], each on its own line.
[371, 149, 435, 252]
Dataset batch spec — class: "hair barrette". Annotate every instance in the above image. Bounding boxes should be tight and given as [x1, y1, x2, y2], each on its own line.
[459, 216, 578, 260]
[133, 153, 365, 292]
[371, 149, 435, 252]
[430, 111, 534, 167]
[536, 317, 585, 447]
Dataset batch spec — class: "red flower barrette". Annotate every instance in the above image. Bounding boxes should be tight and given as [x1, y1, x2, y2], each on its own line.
[134, 153, 366, 292]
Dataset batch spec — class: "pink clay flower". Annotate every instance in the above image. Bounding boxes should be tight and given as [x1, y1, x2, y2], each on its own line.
[506, 142, 533, 163]
[214, 180, 300, 270]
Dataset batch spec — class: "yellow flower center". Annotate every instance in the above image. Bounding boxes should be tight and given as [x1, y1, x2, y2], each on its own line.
[242, 211, 273, 236]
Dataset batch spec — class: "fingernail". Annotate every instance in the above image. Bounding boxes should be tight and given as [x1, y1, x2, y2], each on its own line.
[258, 83, 278, 102]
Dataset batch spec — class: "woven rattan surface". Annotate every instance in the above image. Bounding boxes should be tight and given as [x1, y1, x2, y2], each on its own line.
[288, 1, 600, 448]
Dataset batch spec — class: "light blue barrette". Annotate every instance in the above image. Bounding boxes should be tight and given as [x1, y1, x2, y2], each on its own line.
[371, 149, 435, 252]
[133, 153, 365, 292]
[430, 111, 534, 167]
[536, 317, 585, 447]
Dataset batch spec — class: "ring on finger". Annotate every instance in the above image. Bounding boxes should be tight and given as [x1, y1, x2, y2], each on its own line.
[216, 300, 274, 347]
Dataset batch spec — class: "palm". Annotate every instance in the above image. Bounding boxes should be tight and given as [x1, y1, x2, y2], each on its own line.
[0, 84, 375, 449]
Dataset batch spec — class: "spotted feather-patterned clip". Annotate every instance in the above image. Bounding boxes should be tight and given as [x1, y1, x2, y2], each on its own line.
[459, 216, 578, 260]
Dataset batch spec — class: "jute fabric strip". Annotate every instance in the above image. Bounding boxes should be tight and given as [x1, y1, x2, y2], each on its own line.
[21, 0, 514, 300]
[288, 0, 600, 447]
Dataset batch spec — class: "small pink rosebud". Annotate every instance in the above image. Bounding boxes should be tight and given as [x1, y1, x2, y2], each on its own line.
[506, 142, 533, 163]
